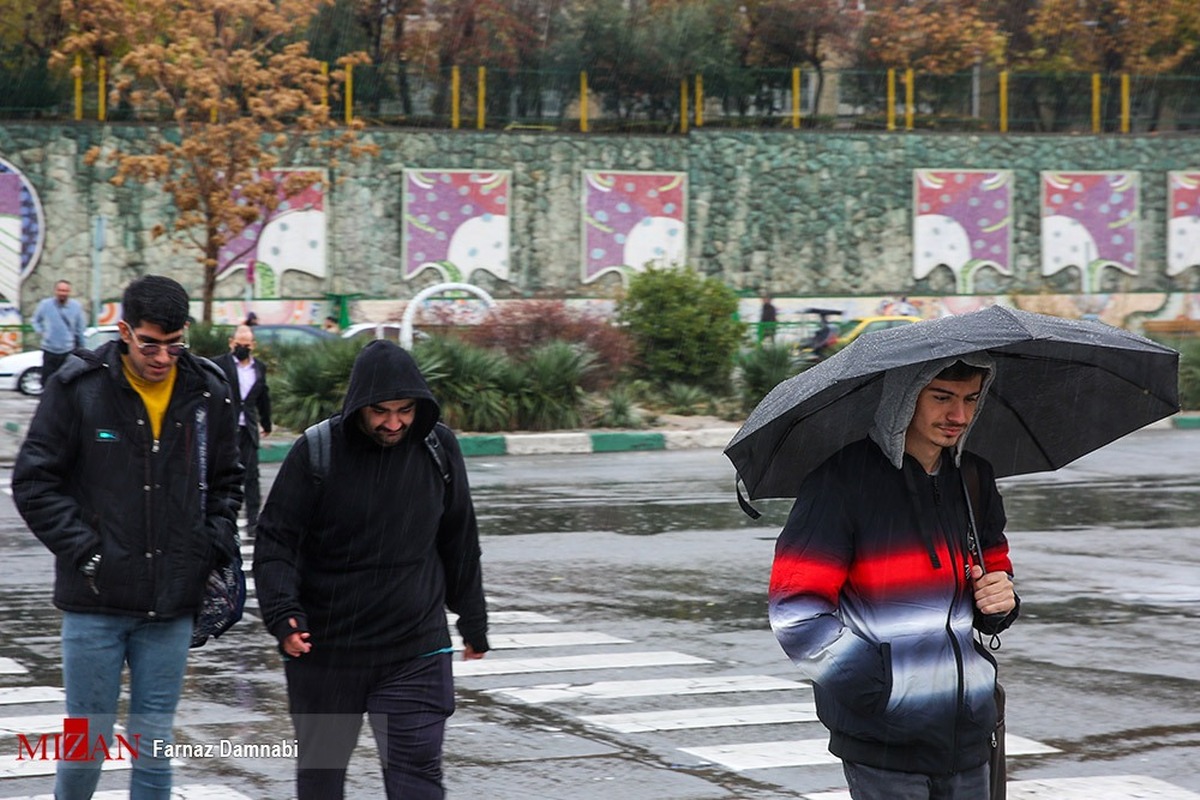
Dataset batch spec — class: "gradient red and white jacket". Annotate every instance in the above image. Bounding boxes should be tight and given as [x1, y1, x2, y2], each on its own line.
[769, 438, 1018, 774]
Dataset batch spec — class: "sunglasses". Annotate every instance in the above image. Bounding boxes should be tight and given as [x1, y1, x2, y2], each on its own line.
[124, 323, 189, 357]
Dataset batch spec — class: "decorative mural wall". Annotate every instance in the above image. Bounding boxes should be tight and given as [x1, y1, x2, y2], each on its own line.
[217, 169, 328, 298]
[913, 170, 1013, 293]
[402, 169, 511, 283]
[1041, 171, 1139, 293]
[0, 157, 44, 353]
[1167, 171, 1200, 278]
[581, 170, 686, 283]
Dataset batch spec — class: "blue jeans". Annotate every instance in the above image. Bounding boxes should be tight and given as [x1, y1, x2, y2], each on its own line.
[56, 612, 192, 800]
[843, 760, 990, 800]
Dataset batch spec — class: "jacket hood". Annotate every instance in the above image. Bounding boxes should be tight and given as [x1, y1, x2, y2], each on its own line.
[342, 340, 440, 442]
[868, 353, 996, 470]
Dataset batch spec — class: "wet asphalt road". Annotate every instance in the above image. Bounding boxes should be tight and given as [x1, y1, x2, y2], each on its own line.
[0, 418, 1197, 798]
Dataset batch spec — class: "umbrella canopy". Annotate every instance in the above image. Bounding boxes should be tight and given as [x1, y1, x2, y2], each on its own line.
[725, 306, 1180, 501]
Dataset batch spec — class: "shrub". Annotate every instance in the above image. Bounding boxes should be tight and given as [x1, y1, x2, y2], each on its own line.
[616, 267, 746, 391]
[187, 322, 235, 358]
[459, 300, 634, 390]
[658, 381, 710, 415]
[413, 336, 512, 432]
[736, 343, 799, 413]
[271, 339, 364, 431]
[588, 385, 644, 429]
[509, 341, 596, 430]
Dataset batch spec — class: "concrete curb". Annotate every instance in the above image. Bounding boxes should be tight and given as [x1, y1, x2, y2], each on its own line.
[2, 416, 1193, 466]
[259, 427, 742, 462]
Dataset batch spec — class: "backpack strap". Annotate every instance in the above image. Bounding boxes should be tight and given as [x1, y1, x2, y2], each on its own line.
[303, 418, 333, 483]
[304, 417, 450, 485]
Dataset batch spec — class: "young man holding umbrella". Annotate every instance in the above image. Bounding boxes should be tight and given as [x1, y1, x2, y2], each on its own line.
[769, 356, 1018, 799]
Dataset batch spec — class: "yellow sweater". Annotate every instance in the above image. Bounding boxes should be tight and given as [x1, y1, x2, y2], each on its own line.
[122, 360, 177, 440]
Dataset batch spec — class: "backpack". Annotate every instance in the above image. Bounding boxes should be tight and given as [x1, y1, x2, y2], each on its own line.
[303, 416, 451, 485]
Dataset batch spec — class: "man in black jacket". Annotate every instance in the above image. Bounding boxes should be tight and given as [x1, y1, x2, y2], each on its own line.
[254, 340, 489, 800]
[214, 324, 272, 533]
[13, 275, 243, 799]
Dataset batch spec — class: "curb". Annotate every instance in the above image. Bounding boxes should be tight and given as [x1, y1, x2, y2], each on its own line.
[259, 427, 742, 463]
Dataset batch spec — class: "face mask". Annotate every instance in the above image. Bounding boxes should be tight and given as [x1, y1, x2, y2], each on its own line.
[233, 345, 251, 361]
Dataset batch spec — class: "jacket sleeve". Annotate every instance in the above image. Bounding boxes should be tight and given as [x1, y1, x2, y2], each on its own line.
[256, 363, 272, 434]
[434, 428, 489, 653]
[12, 375, 98, 567]
[30, 300, 46, 337]
[974, 459, 1020, 635]
[768, 470, 887, 714]
[72, 305, 86, 348]
[206, 380, 245, 567]
[252, 435, 317, 644]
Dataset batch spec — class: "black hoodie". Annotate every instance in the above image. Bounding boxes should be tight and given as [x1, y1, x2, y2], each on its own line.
[253, 341, 489, 665]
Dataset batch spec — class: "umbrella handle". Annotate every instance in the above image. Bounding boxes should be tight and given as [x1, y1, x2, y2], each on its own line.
[960, 460, 988, 574]
[735, 477, 762, 520]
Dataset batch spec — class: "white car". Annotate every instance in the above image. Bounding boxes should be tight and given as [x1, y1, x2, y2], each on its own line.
[0, 326, 121, 396]
[340, 322, 429, 344]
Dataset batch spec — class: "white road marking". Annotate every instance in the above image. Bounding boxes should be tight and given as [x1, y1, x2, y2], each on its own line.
[0, 658, 28, 675]
[454, 651, 710, 677]
[449, 610, 560, 625]
[682, 733, 1059, 771]
[0, 784, 255, 799]
[488, 674, 806, 704]
[803, 775, 1200, 800]
[0, 687, 63, 706]
[580, 702, 818, 733]
[459, 631, 631, 650]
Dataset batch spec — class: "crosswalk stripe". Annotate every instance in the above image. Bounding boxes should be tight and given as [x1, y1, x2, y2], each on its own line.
[803, 774, 1200, 800]
[488, 674, 806, 704]
[0, 714, 71, 735]
[0, 758, 131, 780]
[454, 651, 710, 678]
[0, 687, 63, 706]
[580, 702, 818, 733]
[681, 733, 1060, 772]
[469, 631, 630, 650]
[0, 658, 28, 675]
[450, 611, 560, 625]
[0, 782, 254, 799]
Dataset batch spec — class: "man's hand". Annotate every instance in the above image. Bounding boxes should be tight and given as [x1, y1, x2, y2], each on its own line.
[970, 565, 1016, 615]
[462, 643, 486, 661]
[282, 617, 312, 657]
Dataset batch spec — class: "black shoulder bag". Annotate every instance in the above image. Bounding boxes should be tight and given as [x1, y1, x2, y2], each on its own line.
[961, 459, 1006, 800]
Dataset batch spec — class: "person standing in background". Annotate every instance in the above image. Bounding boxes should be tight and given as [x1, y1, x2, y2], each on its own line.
[215, 324, 272, 534]
[31, 279, 87, 383]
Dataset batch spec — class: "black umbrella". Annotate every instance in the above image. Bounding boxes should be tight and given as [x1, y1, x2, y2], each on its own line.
[725, 306, 1180, 503]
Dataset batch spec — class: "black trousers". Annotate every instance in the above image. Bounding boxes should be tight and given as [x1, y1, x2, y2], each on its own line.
[285, 652, 455, 800]
[238, 426, 261, 529]
[42, 350, 68, 382]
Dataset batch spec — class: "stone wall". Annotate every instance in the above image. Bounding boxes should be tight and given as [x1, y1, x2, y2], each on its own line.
[3, 122, 1200, 320]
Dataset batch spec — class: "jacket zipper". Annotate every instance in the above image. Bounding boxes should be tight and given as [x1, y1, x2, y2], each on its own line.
[933, 470, 968, 770]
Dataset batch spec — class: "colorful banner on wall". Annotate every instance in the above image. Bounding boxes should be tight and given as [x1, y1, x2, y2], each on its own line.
[0, 157, 46, 305]
[217, 169, 327, 298]
[1167, 171, 1200, 277]
[1041, 171, 1139, 292]
[582, 171, 686, 283]
[402, 170, 511, 282]
[913, 170, 1013, 293]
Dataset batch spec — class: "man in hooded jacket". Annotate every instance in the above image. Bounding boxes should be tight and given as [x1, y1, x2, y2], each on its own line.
[253, 340, 488, 800]
[769, 357, 1018, 799]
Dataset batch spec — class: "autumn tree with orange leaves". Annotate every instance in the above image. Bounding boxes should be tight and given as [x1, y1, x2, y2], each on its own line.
[858, 0, 1006, 74]
[54, 0, 377, 322]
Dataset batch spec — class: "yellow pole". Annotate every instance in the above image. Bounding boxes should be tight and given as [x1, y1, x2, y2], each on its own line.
[905, 68, 914, 131]
[1092, 73, 1101, 133]
[74, 54, 82, 121]
[680, 79, 688, 133]
[999, 70, 1008, 132]
[97, 57, 106, 122]
[792, 67, 801, 129]
[1121, 73, 1130, 133]
[580, 71, 589, 133]
[695, 74, 703, 127]
[344, 63, 353, 124]
[321, 62, 329, 107]
[451, 66, 460, 129]
[887, 69, 896, 131]
[477, 66, 487, 130]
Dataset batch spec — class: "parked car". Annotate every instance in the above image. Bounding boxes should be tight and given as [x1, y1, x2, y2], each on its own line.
[340, 322, 429, 344]
[0, 325, 121, 396]
[249, 324, 337, 348]
[836, 314, 922, 347]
